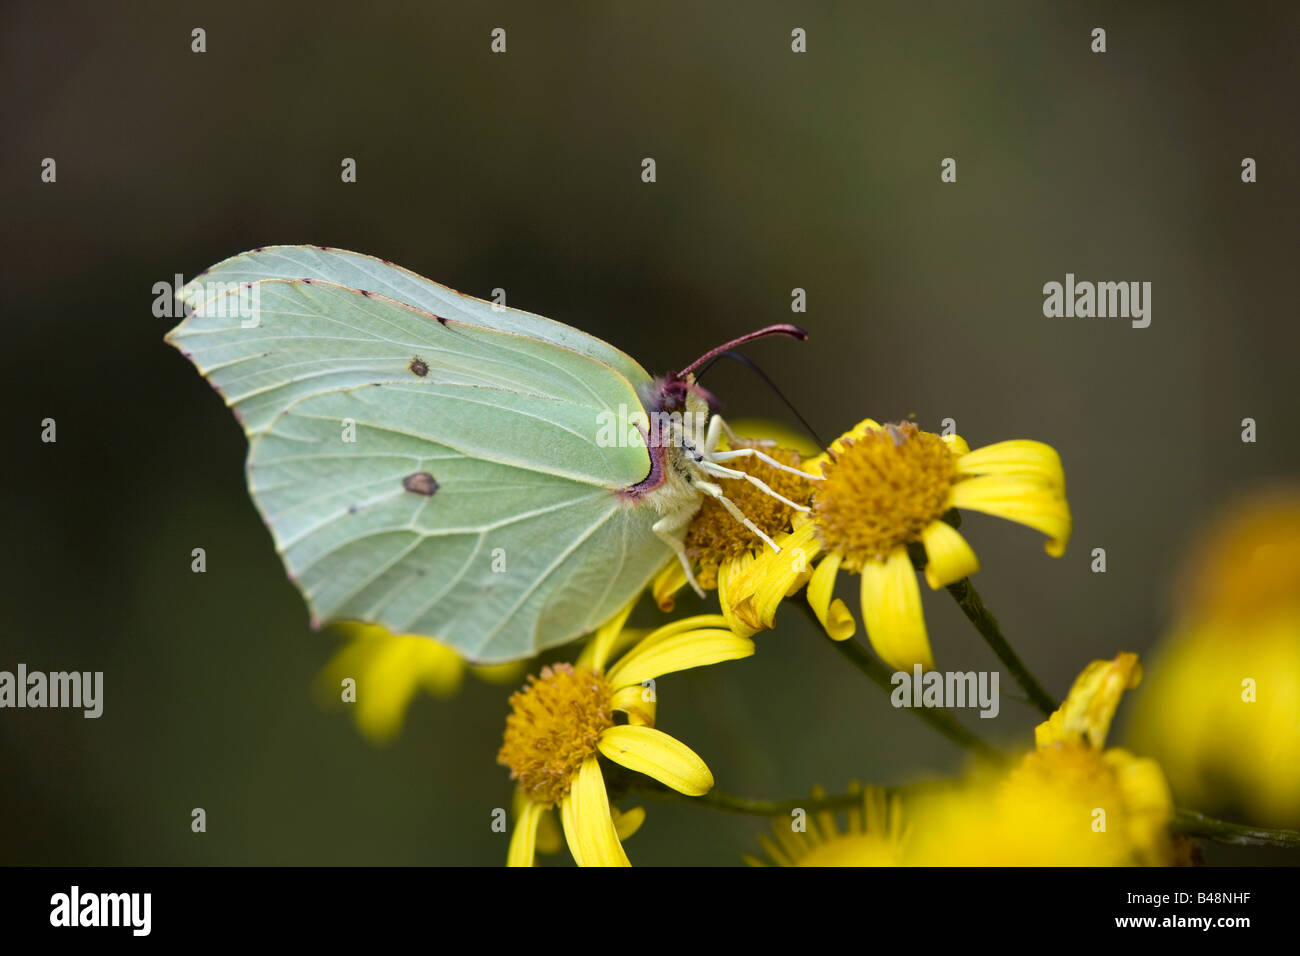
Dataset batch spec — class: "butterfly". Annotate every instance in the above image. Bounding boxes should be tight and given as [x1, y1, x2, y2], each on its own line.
[166, 246, 813, 662]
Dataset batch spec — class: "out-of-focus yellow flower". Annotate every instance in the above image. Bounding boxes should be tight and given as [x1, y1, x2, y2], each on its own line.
[728, 418, 1070, 671]
[744, 784, 908, 866]
[499, 602, 755, 866]
[904, 653, 1179, 865]
[315, 622, 523, 744]
[1129, 489, 1300, 827]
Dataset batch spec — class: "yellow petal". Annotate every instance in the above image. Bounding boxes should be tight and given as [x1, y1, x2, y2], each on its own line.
[830, 418, 883, 454]
[717, 552, 758, 636]
[606, 629, 755, 689]
[950, 475, 1072, 557]
[612, 805, 646, 841]
[807, 553, 856, 640]
[801, 418, 883, 475]
[619, 614, 731, 656]
[511, 787, 562, 855]
[920, 520, 980, 589]
[724, 418, 823, 458]
[469, 661, 526, 685]
[1036, 652, 1142, 749]
[860, 546, 934, 671]
[316, 628, 471, 743]
[956, 440, 1065, 490]
[559, 758, 629, 867]
[610, 683, 657, 727]
[507, 797, 545, 867]
[1106, 748, 1175, 860]
[598, 725, 714, 795]
[651, 560, 689, 612]
[941, 433, 971, 457]
[578, 596, 640, 673]
[536, 806, 562, 854]
[758, 834, 796, 867]
[353, 647, 428, 744]
[409, 639, 469, 698]
[729, 521, 822, 632]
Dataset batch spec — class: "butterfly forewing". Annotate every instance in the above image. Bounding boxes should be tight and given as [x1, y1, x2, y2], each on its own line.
[178, 245, 652, 388]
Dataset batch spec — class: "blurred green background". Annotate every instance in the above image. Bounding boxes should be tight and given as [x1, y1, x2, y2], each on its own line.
[2, 1, 1297, 865]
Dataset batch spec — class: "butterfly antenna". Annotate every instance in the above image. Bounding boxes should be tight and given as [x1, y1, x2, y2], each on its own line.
[697, 349, 825, 449]
[675, 324, 807, 380]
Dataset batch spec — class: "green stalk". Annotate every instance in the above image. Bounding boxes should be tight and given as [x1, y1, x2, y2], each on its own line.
[946, 577, 1056, 715]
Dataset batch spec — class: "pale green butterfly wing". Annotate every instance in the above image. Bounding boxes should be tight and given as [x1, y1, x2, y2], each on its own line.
[166, 276, 667, 662]
[177, 245, 651, 386]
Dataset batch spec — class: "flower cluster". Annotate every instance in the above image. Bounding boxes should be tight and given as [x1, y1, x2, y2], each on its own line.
[310, 418, 1300, 866]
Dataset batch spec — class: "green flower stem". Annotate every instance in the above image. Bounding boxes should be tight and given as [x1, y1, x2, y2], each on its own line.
[636, 783, 1300, 850]
[827, 633, 1006, 765]
[945, 577, 1057, 716]
[1172, 809, 1300, 849]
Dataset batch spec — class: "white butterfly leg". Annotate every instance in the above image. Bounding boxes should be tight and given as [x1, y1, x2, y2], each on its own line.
[704, 413, 823, 481]
[697, 459, 810, 512]
[695, 479, 782, 554]
[653, 506, 707, 598]
[717, 416, 776, 450]
[707, 446, 825, 482]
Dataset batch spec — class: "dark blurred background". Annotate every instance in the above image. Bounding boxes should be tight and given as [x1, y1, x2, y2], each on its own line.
[2, 1, 1296, 865]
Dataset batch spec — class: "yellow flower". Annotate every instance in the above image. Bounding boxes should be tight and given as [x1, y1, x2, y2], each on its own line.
[499, 603, 755, 866]
[652, 423, 824, 636]
[905, 653, 1178, 865]
[315, 622, 522, 744]
[744, 784, 908, 866]
[1129, 489, 1300, 827]
[729, 418, 1070, 671]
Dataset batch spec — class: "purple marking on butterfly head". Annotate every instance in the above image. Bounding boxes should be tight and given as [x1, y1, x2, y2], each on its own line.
[622, 324, 808, 499]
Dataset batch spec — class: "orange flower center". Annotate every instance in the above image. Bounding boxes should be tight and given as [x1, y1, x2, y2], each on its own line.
[685, 442, 811, 587]
[497, 663, 614, 806]
[813, 423, 958, 570]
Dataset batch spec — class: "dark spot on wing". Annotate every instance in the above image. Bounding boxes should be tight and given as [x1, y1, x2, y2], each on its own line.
[347, 504, 359, 514]
[403, 472, 439, 496]
[360, 289, 373, 297]
[409, 356, 429, 377]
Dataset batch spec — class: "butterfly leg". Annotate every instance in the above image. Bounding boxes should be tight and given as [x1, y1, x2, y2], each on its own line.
[707, 446, 825, 481]
[697, 459, 810, 512]
[696, 479, 782, 554]
[704, 414, 823, 482]
[715, 415, 776, 450]
[653, 508, 706, 598]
